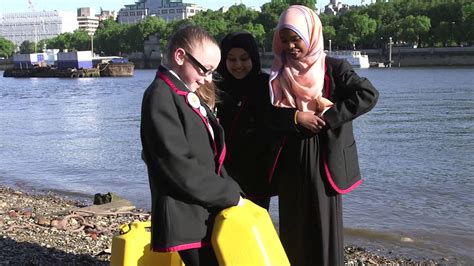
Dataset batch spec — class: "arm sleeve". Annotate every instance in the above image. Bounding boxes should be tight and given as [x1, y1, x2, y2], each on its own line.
[323, 60, 379, 129]
[258, 76, 301, 134]
[141, 84, 241, 209]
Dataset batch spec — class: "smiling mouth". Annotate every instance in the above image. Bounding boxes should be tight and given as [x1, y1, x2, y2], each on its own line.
[290, 50, 300, 56]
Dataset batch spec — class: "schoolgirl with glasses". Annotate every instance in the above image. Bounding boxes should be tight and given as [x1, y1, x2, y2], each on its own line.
[140, 25, 244, 266]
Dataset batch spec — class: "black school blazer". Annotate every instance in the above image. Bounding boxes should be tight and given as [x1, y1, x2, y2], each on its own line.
[268, 57, 379, 194]
[321, 57, 379, 193]
[140, 65, 242, 251]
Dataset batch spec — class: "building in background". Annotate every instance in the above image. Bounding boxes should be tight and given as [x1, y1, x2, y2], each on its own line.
[117, 0, 148, 24]
[98, 9, 117, 23]
[118, 0, 204, 24]
[323, 0, 350, 15]
[77, 7, 99, 35]
[0, 11, 78, 48]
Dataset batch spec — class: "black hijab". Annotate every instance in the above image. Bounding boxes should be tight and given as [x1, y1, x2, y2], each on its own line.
[216, 32, 263, 95]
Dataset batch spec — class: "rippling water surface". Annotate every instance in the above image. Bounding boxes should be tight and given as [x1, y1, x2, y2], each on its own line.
[1, 68, 473, 263]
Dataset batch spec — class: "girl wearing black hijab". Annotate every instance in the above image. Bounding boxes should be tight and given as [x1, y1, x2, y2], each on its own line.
[215, 32, 276, 209]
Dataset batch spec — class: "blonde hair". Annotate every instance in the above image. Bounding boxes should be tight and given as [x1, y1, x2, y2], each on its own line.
[165, 25, 219, 110]
[164, 25, 219, 64]
[196, 81, 217, 110]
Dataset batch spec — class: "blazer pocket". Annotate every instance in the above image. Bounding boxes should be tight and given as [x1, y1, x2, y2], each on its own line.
[343, 141, 360, 183]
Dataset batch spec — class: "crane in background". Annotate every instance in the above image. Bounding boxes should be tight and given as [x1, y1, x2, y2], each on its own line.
[27, 0, 35, 12]
[27, 0, 39, 52]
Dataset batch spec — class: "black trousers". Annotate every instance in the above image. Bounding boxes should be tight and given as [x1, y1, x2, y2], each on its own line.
[178, 246, 218, 266]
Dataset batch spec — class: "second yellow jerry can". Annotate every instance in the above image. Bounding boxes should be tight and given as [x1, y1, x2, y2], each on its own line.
[212, 199, 290, 266]
[110, 221, 184, 266]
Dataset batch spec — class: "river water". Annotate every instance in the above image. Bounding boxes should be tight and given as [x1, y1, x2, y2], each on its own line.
[1, 67, 473, 263]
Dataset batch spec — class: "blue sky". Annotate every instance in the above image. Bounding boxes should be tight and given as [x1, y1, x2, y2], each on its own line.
[1, 0, 361, 14]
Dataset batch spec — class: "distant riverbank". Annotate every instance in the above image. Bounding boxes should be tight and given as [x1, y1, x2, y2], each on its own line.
[361, 46, 474, 67]
[2, 46, 473, 71]
[260, 46, 474, 68]
[127, 46, 474, 68]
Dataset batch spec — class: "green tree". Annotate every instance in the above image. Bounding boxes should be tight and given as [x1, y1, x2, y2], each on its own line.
[189, 9, 229, 41]
[70, 30, 91, 51]
[46, 33, 73, 51]
[398, 15, 430, 47]
[94, 19, 136, 55]
[460, 3, 474, 45]
[130, 16, 167, 52]
[323, 25, 336, 50]
[157, 19, 190, 53]
[338, 12, 377, 49]
[37, 39, 49, 52]
[19, 40, 36, 54]
[286, 0, 316, 10]
[0, 36, 15, 58]
[258, 1, 289, 51]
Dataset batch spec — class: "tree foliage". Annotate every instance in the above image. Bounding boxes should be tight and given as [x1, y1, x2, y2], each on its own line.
[19, 40, 36, 54]
[0, 36, 15, 58]
[10, 0, 473, 56]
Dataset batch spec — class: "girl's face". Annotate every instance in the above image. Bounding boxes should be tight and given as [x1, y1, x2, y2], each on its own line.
[176, 41, 220, 91]
[278, 28, 308, 60]
[226, 48, 253, 80]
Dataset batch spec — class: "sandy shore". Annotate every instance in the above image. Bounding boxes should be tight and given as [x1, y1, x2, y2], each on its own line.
[0, 186, 446, 265]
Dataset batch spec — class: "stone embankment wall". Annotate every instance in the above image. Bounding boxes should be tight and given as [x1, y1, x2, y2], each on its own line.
[126, 52, 161, 69]
[261, 47, 474, 68]
[363, 46, 474, 67]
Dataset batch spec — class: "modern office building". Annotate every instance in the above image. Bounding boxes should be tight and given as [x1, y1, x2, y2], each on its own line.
[117, 1, 148, 24]
[118, 0, 204, 24]
[77, 7, 99, 35]
[0, 11, 78, 48]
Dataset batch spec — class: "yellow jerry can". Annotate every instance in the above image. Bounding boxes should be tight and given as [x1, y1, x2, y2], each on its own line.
[212, 199, 290, 266]
[110, 220, 184, 266]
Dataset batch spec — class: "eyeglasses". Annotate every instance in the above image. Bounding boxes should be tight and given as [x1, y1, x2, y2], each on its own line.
[184, 49, 213, 76]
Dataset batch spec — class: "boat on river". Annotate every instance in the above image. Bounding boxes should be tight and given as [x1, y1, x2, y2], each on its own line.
[3, 66, 100, 78]
[329, 50, 370, 68]
[94, 57, 134, 77]
[3, 51, 134, 78]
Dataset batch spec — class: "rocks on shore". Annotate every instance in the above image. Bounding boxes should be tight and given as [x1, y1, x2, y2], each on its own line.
[0, 186, 444, 265]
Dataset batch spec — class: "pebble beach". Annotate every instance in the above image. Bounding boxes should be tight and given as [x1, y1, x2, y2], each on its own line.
[0, 186, 449, 265]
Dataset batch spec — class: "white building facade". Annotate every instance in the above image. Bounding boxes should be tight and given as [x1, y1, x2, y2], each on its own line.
[118, 0, 204, 24]
[0, 11, 78, 48]
[77, 7, 99, 35]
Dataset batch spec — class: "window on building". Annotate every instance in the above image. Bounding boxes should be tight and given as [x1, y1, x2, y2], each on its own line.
[170, 9, 175, 14]
[162, 10, 168, 14]
[177, 9, 183, 13]
[190, 9, 194, 13]
[130, 12, 135, 16]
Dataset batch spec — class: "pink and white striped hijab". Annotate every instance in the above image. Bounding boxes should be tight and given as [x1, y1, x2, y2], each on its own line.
[269, 5, 332, 113]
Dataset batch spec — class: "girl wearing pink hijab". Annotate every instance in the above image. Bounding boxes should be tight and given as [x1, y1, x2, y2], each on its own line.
[269, 5, 379, 265]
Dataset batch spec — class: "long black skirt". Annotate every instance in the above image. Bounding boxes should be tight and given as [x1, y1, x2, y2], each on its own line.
[276, 135, 344, 266]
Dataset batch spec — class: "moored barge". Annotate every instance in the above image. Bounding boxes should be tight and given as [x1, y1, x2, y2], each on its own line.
[3, 51, 133, 78]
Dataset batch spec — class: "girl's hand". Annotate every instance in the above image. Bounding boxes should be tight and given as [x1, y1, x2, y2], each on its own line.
[296, 111, 326, 133]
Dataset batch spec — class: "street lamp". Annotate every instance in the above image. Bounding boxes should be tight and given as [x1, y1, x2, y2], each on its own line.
[329, 39, 332, 54]
[89, 32, 94, 57]
[450, 21, 455, 46]
[388, 37, 392, 68]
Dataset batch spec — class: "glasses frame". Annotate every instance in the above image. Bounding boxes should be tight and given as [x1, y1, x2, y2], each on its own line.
[184, 49, 213, 76]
